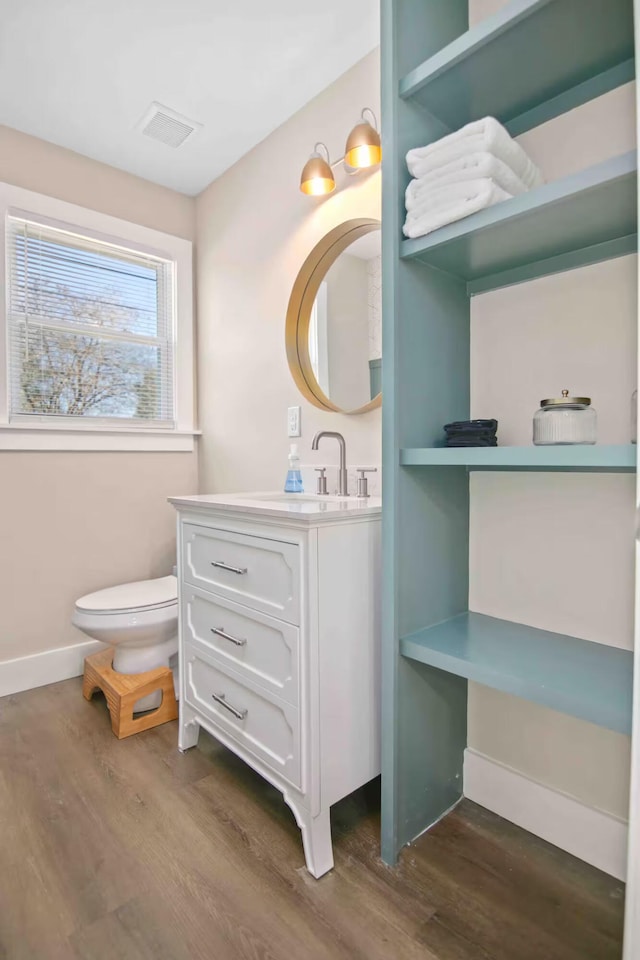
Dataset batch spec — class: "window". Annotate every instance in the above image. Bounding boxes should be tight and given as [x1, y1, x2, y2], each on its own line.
[0, 183, 194, 450]
[8, 218, 175, 424]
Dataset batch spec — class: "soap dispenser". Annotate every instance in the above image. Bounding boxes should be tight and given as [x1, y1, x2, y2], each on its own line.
[284, 443, 304, 493]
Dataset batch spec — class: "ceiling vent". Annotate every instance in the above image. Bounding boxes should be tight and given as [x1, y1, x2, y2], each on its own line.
[137, 102, 202, 148]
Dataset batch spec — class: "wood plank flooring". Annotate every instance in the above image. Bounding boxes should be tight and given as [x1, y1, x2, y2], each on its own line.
[0, 679, 625, 960]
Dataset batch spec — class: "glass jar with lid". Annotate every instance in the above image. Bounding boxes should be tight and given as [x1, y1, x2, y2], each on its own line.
[532, 390, 597, 445]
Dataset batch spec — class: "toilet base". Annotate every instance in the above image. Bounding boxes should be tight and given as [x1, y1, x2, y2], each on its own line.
[112, 638, 177, 711]
[82, 648, 178, 739]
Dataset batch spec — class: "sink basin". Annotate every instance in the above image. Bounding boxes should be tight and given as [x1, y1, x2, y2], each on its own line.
[242, 493, 349, 503]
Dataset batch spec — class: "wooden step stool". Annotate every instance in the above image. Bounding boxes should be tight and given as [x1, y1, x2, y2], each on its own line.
[82, 648, 178, 739]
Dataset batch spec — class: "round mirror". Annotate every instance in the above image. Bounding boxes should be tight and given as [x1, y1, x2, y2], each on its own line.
[285, 218, 381, 414]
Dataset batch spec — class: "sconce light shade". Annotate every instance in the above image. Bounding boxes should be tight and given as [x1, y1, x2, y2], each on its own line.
[300, 143, 335, 196]
[344, 109, 382, 170]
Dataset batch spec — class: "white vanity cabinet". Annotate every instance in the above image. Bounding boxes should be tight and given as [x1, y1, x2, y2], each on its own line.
[169, 493, 381, 878]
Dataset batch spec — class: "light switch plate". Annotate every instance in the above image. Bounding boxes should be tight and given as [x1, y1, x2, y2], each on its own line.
[287, 405, 301, 438]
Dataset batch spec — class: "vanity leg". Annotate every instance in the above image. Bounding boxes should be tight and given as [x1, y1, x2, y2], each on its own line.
[297, 807, 334, 878]
[178, 704, 200, 752]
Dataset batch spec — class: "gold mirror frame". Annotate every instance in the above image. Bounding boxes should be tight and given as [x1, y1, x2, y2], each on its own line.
[285, 218, 382, 414]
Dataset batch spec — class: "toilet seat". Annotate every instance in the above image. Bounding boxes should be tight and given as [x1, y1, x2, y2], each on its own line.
[75, 575, 177, 616]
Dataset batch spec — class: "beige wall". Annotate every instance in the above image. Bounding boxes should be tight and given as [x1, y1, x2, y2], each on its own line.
[0, 454, 195, 660]
[195, 51, 381, 494]
[0, 125, 195, 240]
[468, 1, 636, 819]
[0, 128, 197, 661]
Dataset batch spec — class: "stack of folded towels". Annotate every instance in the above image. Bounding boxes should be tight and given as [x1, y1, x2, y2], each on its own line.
[403, 117, 543, 240]
[444, 419, 498, 448]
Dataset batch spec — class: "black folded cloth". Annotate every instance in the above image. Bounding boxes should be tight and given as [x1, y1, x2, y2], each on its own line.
[444, 419, 498, 435]
[446, 438, 497, 447]
[443, 419, 498, 448]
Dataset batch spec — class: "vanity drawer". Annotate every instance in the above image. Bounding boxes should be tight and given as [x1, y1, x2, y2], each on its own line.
[183, 641, 300, 788]
[182, 523, 300, 625]
[182, 585, 299, 706]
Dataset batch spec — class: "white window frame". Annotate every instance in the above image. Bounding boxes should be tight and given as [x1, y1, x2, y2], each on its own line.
[0, 182, 196, 452]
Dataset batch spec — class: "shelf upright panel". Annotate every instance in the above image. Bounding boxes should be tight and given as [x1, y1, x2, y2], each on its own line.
[623, 6, 640, 958]
[381, 0, 471, 865]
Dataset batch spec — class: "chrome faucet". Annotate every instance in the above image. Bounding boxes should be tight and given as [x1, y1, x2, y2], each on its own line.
[311, 431, 348, 496]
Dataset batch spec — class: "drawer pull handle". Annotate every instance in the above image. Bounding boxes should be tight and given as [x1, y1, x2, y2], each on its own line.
[211, 561, 248, 575]
[211, 692, 247, 721]
[211, 626, 246, 647]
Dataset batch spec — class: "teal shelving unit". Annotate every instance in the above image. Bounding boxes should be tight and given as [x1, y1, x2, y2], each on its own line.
[380, 0, 638, 909]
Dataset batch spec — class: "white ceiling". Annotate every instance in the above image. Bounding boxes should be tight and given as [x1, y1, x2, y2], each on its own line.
[0, 0, 379, 196]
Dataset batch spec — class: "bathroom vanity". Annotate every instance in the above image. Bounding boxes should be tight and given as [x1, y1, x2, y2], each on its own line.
[169, 492, 381, 877]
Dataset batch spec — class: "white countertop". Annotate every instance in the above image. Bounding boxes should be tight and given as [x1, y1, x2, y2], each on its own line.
[168, 491, 382, 523]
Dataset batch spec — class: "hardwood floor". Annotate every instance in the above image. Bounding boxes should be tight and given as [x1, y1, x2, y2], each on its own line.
[0, 679, 625, 960]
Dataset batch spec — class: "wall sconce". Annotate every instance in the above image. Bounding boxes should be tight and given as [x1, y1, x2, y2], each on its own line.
[344, 108, 382, 171]
[300, 143, 336, 196]
[299, 107, 381, 196]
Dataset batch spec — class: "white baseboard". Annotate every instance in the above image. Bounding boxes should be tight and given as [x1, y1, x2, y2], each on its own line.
[0, 639, 103, 698]
[464, 748, 628, 881]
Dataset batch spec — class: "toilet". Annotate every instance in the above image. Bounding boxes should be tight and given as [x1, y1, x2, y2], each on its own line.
[72, 575, 178, 712]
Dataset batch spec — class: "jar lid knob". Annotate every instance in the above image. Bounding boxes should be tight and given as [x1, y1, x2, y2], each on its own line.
[562, 389, 569, 397]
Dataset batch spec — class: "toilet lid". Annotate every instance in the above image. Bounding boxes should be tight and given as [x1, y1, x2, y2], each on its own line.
[75, 575, 178, 614]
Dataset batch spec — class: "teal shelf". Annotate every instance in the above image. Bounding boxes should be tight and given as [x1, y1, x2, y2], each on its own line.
[401, 613, 633, 735]
[401, 152, 637, 293]
[400, 444, 636, 472]
[400, 0, 635, 137]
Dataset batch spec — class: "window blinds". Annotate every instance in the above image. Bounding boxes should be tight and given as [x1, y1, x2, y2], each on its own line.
[6, 216, 175, 425]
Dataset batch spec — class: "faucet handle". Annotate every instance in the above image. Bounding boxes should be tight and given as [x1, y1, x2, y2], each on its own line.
[356, 467, 377, 499]
[315, 467, 328, 496]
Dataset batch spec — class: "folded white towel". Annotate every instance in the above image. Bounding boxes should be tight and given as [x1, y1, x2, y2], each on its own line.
[406, 117, 542, 189]
[403, 178, 513, 239]
[405, 177, 513, 223]
[405, 151, 535, 210]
